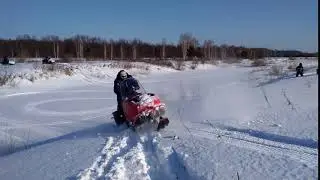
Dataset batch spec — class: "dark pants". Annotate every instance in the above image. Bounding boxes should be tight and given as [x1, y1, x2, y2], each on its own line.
[296, 70, 303, 77]
[117, 98, 124, 117]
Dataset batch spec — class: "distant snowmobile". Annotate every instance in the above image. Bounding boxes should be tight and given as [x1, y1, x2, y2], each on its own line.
[42, 57, 55, 64]
[112, 77, 169, 131]
[1, 56, 15, 65]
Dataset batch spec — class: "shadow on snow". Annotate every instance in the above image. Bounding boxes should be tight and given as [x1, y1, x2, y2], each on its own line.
[192, 121, 318, 149]
[257, 72, 317, 87]
[222, 125, 318, 149]
[0, 122, 119, 157]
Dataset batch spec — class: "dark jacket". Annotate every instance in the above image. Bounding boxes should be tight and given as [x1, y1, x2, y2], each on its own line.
[296, 63, 303, 72]
[2, 56, 9, 64]
[113, 70, 132, 101]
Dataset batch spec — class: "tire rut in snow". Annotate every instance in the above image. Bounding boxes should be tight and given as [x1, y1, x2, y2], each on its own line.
[77, 129, 182, 180]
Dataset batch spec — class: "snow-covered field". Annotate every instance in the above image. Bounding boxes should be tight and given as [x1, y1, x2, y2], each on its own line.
[0, 58, 318, 180]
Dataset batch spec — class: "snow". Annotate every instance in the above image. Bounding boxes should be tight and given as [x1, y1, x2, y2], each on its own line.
[0, 58, 318, 180]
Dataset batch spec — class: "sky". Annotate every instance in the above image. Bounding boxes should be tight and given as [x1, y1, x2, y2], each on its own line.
[0, 0, 318, 52]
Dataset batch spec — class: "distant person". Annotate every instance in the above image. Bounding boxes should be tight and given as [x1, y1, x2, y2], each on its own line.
[42, 57, 48, 64]
[2, 56, 9, 65]
[296, 63, 304, 77]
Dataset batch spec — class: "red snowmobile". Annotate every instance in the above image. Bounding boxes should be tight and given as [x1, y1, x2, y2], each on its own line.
[112, 77, 169, 131]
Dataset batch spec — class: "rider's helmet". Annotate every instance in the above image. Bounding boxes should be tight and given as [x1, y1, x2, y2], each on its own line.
[120, 70, 128, 80]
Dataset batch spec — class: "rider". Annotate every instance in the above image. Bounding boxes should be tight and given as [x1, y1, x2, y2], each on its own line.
[114, 70, 132, 117]
[114, 70, 141, 116]
[123, 76, 140, 99]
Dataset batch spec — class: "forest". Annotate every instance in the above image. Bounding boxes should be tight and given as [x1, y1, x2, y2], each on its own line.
[0, 33, 316, 61]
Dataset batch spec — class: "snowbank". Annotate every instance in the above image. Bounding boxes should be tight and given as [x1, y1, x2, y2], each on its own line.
[1, 58, 317, 90]
[0, 59, 223, 91]
[0, 61, 180, 89]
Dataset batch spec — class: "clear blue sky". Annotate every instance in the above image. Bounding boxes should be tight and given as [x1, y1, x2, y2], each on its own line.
[1, 0, 318, 52]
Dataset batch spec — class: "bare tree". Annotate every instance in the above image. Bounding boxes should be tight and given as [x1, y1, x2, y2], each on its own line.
[42, 35, 59, 58]
[263, 49, 269, 59]
[250, 49, 256, 59]
[35, 48, 39, 58]
[104, 41, 107, 60]
[73, 35, 88, 59]
[73, 36, 80, 58]
[11, 48, 14, 57]
[203, 40, 214, 60]
[110, 39, 114, 60]
[53, 37, 59, 58]
[179, 33, 194, 60]
[203, 40, 209, 59]
[132, 39, 138, 60]
[220, 44, 228, 60]
[208, 40, 214, 60]
[228, 45, 236, 59]
[56, 41, 59, 58]
[76, 39, 83, 59]
[213, 45, 218, 60]
[120, 41, 124, 60]
[16, 35, 30, 58]
[162, 38, 166, 60]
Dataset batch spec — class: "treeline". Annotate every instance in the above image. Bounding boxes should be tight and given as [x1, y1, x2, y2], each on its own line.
[0, 33, 316, 61]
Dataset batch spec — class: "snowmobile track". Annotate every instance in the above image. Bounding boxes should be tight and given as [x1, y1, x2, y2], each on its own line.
[189, 125, 318, 168]
[77, 127, 186, 180]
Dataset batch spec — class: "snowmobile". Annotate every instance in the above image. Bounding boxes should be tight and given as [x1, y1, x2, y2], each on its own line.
[112, 77, 169, 131]
[42, 57, 55, 64]
[1, 57, 15, 65]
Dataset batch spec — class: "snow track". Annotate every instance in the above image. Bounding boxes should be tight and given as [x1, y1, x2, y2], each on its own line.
[189, 122, 318, 168]
[77, 129, 184, 180]
[0, 88, 115, 156]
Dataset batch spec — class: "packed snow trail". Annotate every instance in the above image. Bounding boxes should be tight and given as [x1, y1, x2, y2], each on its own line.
[77, 127, 192, 180]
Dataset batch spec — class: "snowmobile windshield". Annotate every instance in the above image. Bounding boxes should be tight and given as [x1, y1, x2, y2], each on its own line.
[119, 77, 146, 99]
